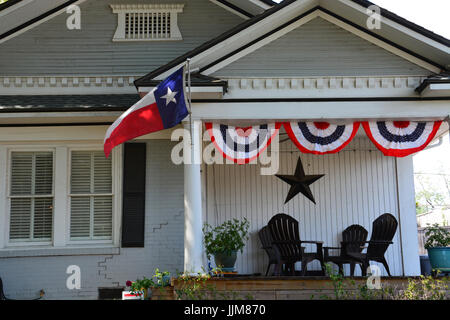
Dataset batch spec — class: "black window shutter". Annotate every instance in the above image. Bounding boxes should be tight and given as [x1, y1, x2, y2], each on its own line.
[121, 143, 146, 248]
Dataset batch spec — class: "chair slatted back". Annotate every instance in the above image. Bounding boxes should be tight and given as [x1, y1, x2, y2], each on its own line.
[367, 213, 398, 257]
[258, 226, 280, 263]
[268, 213, 302, 259]
[0, 277, 6, 300]
[342, 224, 368, 255]
[258, 226, 273, 249]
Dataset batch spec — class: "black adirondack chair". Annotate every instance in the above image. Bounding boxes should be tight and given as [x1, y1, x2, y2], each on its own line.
[323, 224, 368, 276]
[0, 277, 42, 300]
[345, 213, 398, 276]
[258, 226, 283, 276]
[267, 213, 324, 276]
[0, 277, 9, 300]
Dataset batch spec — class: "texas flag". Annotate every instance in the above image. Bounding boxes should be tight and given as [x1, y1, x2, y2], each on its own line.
[104, 67, 189, 158]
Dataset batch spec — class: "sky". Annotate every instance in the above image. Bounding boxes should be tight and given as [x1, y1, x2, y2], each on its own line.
[273, 0, 450, 39]
[372, 0, 450, 38]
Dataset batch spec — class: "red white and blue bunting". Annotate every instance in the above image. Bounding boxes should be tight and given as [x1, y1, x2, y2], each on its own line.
[205, 123, 281, 164]
[205, 120, 444, 161]
[363, 121, 443, 157]
[284, 122, 360, 155]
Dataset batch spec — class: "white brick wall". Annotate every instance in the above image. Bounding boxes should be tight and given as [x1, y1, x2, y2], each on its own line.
[0, 140, 185, 300]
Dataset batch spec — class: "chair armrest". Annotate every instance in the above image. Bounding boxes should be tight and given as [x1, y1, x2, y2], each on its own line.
[323, 246, 340, 260]
[342, 240, 393, 245]
[367, 240, 393, 245]
[301, 241, 323, 256]
[272, 240, 303, 245]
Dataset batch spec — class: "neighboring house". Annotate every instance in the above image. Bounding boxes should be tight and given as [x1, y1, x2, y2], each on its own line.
[417, 209, 450, 255]
[0, 0, 449, 299]
[417, 208, 450, 228]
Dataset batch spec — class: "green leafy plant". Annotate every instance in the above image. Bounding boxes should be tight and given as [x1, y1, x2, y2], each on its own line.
[203, 218, 250, 260]
[323, 263, 347, 300]
[129, 277, 154, 296]
[153, 268, 171, 287]
[424, 223, 450, 249]
[174, 269, 254, 300]
[127, 269, 171, 297]
[174, 270, 212, 300]
[387, 275, 449, 300]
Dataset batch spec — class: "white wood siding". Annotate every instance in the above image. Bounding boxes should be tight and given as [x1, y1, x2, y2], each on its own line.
[213, 18, 431, 78]
[0, 0, 242, 76]
[205, 137, 404, 276]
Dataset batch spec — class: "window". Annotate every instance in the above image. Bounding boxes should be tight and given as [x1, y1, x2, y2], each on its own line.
[111, 4, 184, 41]
[9, 152, 53, 242]
[70, 151, 113, 241]
[1, 145, 121, 252]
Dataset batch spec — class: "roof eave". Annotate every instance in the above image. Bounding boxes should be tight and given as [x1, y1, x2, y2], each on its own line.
[134, 0, 298, 88]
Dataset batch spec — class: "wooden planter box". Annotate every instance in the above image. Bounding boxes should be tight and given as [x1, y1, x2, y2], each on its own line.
[150, 286, 175, 300]
[146, 276, 449, 300]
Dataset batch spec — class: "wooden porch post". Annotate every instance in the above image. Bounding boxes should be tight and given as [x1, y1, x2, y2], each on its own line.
[396, 156, 421, 276]
[184, 121, 204, 273]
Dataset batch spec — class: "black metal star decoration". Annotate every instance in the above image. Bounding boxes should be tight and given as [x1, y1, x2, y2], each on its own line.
[276, 157, 325, 205]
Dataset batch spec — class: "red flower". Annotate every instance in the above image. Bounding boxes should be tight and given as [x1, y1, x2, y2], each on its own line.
[126, 280, 132, 287]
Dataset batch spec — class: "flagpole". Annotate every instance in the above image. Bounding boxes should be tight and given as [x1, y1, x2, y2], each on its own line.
[446, 115, 450, 144]
[186, 59, 194, 151]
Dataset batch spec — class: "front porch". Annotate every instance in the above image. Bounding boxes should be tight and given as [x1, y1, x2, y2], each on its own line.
[182, 121, 436, 277]
[203, 136, 408, 276]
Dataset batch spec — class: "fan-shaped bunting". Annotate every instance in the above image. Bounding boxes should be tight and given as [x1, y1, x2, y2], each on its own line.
[362, 121, 442, 157]
[205, 123, 281, 164]
[284, 121, 360, 155]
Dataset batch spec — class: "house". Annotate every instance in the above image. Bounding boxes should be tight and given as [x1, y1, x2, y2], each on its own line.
[0, 0, 449, 300]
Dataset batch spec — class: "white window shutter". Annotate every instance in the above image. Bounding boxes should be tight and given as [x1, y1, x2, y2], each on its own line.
[9, 152, 53, 241]
[33, 197, 53, 239]
[94, 152, 112, 194]
[10, 153, 32, 195]
[93, 196, 113, 237]
[70, 151, 112, 240]
[9, 198, 31, 240]
[71, 151, 91, 194]
[70, 196, 91, 238]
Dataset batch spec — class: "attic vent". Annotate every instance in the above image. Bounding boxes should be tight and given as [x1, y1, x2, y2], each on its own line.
[110, 4, 184, 41]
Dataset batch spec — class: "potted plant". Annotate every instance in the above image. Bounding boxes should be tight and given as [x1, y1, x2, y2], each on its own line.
[150, 269, 173, 300]
[424, 224, 450, 274]
[203, 218, 250, 271]
[152, 268, 171, 287]
[128, 277, 153, 299]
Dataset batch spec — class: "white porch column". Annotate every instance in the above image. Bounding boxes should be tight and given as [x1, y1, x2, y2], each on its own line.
[184, 120, 204, 273]
[396, 156, 421, 276]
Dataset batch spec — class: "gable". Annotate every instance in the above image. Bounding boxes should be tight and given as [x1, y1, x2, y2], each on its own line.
[212, 17, 432, 78]
[0, 0, 243, 76]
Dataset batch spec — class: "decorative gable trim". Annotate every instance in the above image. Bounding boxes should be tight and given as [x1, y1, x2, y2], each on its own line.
[0, 0, 87, 44]
[134, 0, 449, 87]
[209, 0, 253, 19]
[110, 4, 184, 41]
[201, 10, 441, 76]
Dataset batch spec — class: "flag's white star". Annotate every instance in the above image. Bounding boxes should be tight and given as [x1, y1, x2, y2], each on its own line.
[161, 87, 178, 106]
